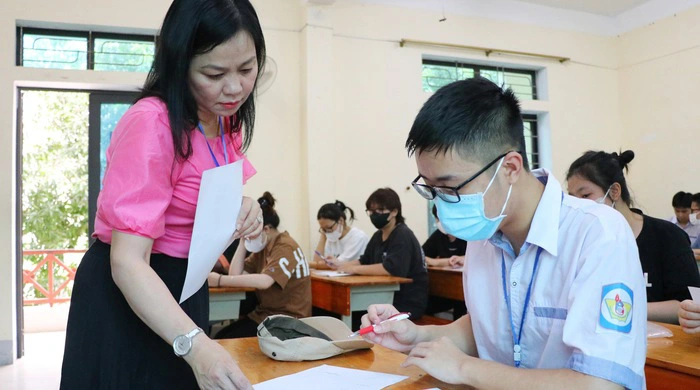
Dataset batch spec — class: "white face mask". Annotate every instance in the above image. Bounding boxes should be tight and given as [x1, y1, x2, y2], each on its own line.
[595, 187, 616, 208]
[244, 233, 267, 253]
[436, 221, 447, 235]
[324, 224, 343, 243]
[690, 213, 699, 225]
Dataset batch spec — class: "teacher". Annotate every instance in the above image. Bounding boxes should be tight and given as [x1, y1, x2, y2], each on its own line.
[60, 0, 266, 388]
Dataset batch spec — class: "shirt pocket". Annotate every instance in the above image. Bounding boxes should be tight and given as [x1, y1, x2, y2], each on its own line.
[529, 305, 568, 343]
[533, 307, 568, 320]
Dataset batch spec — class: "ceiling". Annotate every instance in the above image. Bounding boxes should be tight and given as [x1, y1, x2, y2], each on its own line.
[515, 0, 652, 17]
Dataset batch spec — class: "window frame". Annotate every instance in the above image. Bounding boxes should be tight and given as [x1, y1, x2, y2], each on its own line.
[16, 26, 157, 71]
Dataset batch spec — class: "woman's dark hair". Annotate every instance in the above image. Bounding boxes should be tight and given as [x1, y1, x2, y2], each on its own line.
[365, 188, 405, 224]
[139, 0, 266, 160]
[317, 200, 355, 223]
[431, 204, 438, 219]
[258, 191, 280, 228]
[672, 191, 693, 208]
[566, 150, 635, 206]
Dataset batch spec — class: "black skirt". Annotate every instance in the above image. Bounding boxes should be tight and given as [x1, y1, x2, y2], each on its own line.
[60, 240, 208, 390]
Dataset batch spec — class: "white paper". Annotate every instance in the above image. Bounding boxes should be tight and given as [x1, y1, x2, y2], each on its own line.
[253, 364, 407, 390]
[312, 270, 351, 277]
[180, 161, 243, 303]
[689, 286, 700, 303]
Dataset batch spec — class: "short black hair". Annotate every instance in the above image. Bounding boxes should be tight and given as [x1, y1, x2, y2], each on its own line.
[405, 77, 529, 170]
[366, 188, 405, 224]
[566, 150, 635, 206]
[317, 200, 355, 223]
[140, 0, 266, 160]
[672, 191, 693, 208]
[258, 191, 280, 228]
[692, 193, 700, 205]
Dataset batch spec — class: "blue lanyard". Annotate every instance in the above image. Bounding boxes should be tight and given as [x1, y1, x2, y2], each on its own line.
[501, 246, 543, 368]
[197, 117, 228, 167]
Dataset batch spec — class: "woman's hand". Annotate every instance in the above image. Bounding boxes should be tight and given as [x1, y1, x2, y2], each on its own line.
[208, 272, 222, 288]
[185, 336, 253, 389]
[679, 299, 700, 333]
[234, 196, 262, 240]
[360, 304, 423, 353]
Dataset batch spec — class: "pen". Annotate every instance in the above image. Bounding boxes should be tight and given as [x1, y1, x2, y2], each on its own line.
[348, 312, 411, 338]
[314, 250, 331, 265]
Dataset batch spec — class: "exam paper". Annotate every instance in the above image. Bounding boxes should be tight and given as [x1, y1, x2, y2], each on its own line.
[253, 364, 408, 390]
[312, 270, 351, 277]
[180, 161, 243, 303]
[689, 286, 700, 303]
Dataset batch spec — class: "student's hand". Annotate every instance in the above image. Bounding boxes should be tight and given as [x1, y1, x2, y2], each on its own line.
[185, 336, 253, 389]
[360, 304, 422, 353]
[325, 256, 341, 270]
[234, 196, 262, 240]
[678, 299, 700, 334]
[448, 255, 465, 268]
[208, 272, 222, 288]
[402, 336, 470, 385]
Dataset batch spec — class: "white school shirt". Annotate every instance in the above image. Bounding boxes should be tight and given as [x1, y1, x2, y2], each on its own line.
[463, 169, 647, 390]
[668, 216, 700, 243]
[323, 226, 369, 261]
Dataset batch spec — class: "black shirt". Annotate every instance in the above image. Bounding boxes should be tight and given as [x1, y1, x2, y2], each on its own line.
[422, 231, 467, 259]
[636, 213, 700, 302]
[359, 223, 428, 318]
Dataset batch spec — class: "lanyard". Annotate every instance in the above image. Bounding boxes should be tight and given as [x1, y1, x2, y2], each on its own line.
[197, 117, 228, 167]
[501, 246, 543, 368]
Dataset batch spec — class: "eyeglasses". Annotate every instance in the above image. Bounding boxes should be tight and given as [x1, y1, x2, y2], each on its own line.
[411, 151, 518, 204]
[318, 221, 338, 234]
[366, 209, 390, 217]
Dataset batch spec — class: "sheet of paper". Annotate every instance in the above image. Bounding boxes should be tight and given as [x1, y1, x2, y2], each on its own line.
[312, 270, 351, 277]
[253, 364, 408, 390]
[181, 160, 243, 303]
[689, 286, 700, 302]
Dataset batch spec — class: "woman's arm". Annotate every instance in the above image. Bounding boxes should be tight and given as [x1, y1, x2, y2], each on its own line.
[110, 231, 250, 389]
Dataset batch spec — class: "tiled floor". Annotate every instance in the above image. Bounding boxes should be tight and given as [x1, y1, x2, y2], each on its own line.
[0, 331, 65, 390]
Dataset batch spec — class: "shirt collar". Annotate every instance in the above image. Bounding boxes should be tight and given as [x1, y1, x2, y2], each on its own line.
[488, 168, 561, 257]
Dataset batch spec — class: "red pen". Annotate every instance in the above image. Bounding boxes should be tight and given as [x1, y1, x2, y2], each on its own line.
[348, 312, 411, 338]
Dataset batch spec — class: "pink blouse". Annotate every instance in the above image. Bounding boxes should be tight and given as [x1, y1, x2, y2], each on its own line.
[93, 97, 256, 258]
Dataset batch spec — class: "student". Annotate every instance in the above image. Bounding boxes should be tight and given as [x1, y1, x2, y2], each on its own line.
[361, 78, 646, 390]
[567, 149, 700, 324]
[423, 204, 466, 268]
[61, 1, 265, 389]
[209, 192, 311, 339]
[691, 193, 700, 258]
[310, 200, 369, 269]
[669, 191, 700, 243]
[328, 188, 428, 320]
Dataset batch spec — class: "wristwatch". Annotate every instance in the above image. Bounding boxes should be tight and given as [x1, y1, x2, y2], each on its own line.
[173, 327, 203, 357]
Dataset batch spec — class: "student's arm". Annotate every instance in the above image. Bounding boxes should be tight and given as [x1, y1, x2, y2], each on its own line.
[694, 248, 700, 261]
[648, 301, 681, 324]
[228, 241, 248, 276]
[344, 262, 391, 276]
[310, 233, 327, 269]
[218, 273, 274, 290]
[111, 232, 250, 389]
[425, 257, 449, 267]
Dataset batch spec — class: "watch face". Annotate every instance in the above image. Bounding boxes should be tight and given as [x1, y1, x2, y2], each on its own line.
[173, 335, 192, 356]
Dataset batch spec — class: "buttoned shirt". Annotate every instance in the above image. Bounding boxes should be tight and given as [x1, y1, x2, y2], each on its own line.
[463, 169, 646, 390]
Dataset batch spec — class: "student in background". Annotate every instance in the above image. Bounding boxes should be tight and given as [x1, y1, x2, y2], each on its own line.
[328, 188, 428, 320]
[362, 78, 646, 390]
[567, 150, 700, 324]
[691, 193, 700, 258]
[209, 192, 311, 339]
[423, 204, 466, 268]
[670, 191, 700, 243]
[310, 200, 369, 269]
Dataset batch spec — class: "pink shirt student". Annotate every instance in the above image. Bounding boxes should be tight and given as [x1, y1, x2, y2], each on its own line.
[93, 97, 256, 258]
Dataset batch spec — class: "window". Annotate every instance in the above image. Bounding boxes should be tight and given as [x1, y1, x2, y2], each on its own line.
[422, 59, 537, 100]
[17, 27, 156, 72]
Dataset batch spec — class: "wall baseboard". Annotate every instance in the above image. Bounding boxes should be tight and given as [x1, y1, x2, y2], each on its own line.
[0, 340, 13, 365]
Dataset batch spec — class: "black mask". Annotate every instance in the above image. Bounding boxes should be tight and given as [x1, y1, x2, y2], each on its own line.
[370, 213, 391, 229]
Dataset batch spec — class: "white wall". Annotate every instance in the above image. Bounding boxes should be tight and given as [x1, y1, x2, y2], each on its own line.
[618, 8, 700, 218]
[2, 0, 697, 365]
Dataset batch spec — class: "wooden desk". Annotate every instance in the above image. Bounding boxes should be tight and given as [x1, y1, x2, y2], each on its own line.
[209, 287, 255, 322]
[646, 322, 700, 388]
[218, 337, 469, 389]
[427, 266, 464, 301]
[311, 273, 412, 328]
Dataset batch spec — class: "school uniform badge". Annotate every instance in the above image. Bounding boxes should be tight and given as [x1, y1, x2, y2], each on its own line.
[598, 283, 633, 333]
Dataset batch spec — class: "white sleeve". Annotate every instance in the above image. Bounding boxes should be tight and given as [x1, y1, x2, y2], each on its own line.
[337, 228, 369, 261]
[562, 213, 647, 390]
